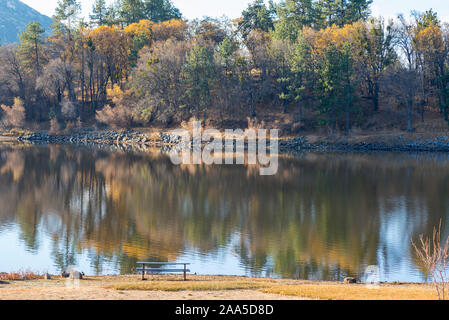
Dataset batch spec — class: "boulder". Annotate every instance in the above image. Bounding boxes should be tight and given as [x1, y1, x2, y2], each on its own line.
[344, 277, 357, 284]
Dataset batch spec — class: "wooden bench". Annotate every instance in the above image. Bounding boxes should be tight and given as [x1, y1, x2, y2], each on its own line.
[137, 262, 191, 281]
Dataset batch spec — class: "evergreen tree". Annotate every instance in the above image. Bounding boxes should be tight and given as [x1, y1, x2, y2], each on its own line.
[90, 0, 108, 26]
[287, 34, 314, 127]
[183, 45, 217, 116]
[238, 0, 276, 40]
[144, 0, 182, 22]
[18, 22, 46, 77]
[53, 0, 82, 33]
[120, 0, 146, 25]
[274, 0, 373, 41]
[318, 43, 356, 135]
[316, 0, 373, 27]
[274, 0, 316, 42]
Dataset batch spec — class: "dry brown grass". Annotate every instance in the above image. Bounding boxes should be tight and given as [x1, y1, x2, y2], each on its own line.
[109, 280, 269, 292]
[0, 271, 43, 281]
[261, 283, 437, 300]
[0, 128, 32, 137]
[0, 273, 440, 300]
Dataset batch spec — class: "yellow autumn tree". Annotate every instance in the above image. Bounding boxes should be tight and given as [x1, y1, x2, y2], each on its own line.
[152, 19, 188, 42]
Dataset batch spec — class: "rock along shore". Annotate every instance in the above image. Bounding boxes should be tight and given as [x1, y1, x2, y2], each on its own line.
[16, 130, 449, 154]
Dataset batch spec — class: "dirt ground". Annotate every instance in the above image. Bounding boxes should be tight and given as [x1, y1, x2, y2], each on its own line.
[0, 274, 436, 300]
[0, 275, 305, 300]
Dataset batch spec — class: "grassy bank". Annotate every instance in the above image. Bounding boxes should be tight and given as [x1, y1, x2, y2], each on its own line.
[0, 274, 438, 300]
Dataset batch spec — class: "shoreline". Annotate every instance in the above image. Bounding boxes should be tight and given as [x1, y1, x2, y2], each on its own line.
[4, 129, 449, 154]
[0, 274, 437, 300]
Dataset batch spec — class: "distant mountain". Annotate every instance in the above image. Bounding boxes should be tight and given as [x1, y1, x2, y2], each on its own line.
[0, 0, 53, 44]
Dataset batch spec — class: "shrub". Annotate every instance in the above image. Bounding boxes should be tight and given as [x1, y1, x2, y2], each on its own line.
[412, 220, 449, 300]
[0, 98, 26, 128]
[49, 117, 60, 134]
[61, 99, 78, 121]
[96, 104, 134, 128]
[0, 271, 43, 281]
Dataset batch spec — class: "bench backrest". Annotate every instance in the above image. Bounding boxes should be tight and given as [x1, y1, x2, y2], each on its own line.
[137, 262, 191, 266]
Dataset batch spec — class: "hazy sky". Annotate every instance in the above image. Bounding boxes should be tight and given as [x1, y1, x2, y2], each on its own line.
[20, 0, 449, 21]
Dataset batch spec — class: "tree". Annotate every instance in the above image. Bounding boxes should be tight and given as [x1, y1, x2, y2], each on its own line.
[19, 22, 46, 78]
[0, 98, 26, 128]
[392, 15, 420, 130]
[190, 17, 230, 45]
[268, 39, 292, 113]
[357, 18, 397, 112]
[53, 0, 82, 35]
[274, 0, 317, 42]
[90, 0, 108, 26]
[318, 43, 356, 135]
[274, 0, 373, 42]
[144, 0, 182, 22]
[387, 66, 419, 132]
[245, 30, 274, 103]
[89, 26, 132, 104]
[215, 37, 239, 119]
[0, 45, 27, 102]
[238, 0, 275, 40]
[183, 44, 218, 117]
[36, 58, 66, 107]
[124, 20, 154, 66]
[152, 19, 188, 41]
[288, 33, 315, 127]
[131, 40, 188, 123]
[120, 0, 146, 25]
[103, 2, 122, 26]
[316, 0, 373, 28]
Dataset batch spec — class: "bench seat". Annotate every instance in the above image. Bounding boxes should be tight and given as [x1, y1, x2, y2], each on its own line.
[136, 268, 191, 273]
[136, 262, 191, 281]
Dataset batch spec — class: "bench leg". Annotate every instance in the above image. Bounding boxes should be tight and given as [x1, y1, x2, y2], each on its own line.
[142, 265, 146, 281]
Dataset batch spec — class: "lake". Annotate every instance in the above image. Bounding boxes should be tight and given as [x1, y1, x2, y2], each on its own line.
[0, 143, 448, 282]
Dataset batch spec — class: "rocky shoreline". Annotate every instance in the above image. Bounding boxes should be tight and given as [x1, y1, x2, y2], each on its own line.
[14, 130, 449, 153]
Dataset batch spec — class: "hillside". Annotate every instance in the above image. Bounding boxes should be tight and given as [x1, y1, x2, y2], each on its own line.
[0, 0, 52, 44]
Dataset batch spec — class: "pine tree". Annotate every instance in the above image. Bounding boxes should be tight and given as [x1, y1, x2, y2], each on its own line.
[53, 0, 82, 34]
[90, 0, 108, 26]
[318, 43, 356, 135]
[287, 34, 314, 127]
[183, 45, 217, 116]
[19, 22, 46, 77]
[316, 0, 373, 27]
[274, 0, 317, 42]
[144, 0, 182, 22]
[238, 0, 275, 40]
[120, 0, 146, 25]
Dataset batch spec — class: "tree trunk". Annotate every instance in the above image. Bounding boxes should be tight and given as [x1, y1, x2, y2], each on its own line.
[373, 81, 379, 112]
[250, 90, 256, 118]
[345, 83, 351, 136]
[34, 38, 40, 78]
[407, 93, 414, 132]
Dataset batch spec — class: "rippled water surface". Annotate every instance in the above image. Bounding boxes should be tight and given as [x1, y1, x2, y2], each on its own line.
[1, 143, 448, 282]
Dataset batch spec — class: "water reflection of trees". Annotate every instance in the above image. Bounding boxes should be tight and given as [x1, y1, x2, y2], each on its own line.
[0, 145, 448, 280]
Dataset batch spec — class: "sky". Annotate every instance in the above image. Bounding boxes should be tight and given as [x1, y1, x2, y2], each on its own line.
[20, 0, 449, 21]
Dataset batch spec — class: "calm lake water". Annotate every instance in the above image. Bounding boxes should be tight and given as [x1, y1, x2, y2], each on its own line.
[0, 143, 448, 282]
